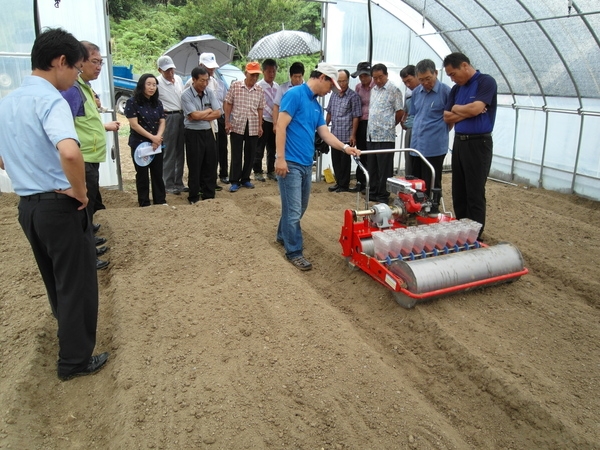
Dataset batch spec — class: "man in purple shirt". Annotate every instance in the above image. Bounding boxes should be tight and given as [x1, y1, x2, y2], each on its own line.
[326, 69, 362, 192]
[443, 52, 497, 239]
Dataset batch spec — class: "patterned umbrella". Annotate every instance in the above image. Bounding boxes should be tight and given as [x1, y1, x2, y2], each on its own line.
[248, 30, 321, 59]
[164, 35, 235, 77]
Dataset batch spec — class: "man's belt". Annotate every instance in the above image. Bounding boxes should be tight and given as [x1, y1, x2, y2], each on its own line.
[456, 133, 492, 141]
[164, 110, 183, 115]
[21, 192, 71, 201]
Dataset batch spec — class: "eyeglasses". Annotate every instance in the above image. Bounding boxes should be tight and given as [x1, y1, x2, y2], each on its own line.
[89, 59, 105, 67]
[76, 66, 83, 75]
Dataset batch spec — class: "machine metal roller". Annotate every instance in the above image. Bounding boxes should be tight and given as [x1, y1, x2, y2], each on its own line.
[339, 149, 528, 308]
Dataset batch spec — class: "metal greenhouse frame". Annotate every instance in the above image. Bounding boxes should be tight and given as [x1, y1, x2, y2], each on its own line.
[321, 0, 600, 200]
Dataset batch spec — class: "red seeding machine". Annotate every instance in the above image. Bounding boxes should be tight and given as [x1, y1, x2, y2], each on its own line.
[340, 149, 528, 309]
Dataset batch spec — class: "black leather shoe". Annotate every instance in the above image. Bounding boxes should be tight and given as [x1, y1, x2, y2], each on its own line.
[335, 187, 350, 193]
[96, 245, 109, 256]
[349, 184, 362, 193]
[328, 184, 339, 192]
[96, 259, 109, 270]
[58, 352, 109, 381]
[92, 223, 101, 233]
[95, 236, 107, 246]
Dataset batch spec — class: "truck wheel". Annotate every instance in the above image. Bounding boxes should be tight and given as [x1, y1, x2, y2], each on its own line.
[116, 94, 131, 115]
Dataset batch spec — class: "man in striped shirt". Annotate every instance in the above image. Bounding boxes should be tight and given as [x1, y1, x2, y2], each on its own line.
[325, 69, 362, 192]
[224, 62, 265, 192]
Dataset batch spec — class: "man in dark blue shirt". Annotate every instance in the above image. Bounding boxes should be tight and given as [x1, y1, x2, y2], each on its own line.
[443, 52, 497, 240]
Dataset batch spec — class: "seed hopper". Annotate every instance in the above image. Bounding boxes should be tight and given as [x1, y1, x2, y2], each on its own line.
[339, 149, 528, 308]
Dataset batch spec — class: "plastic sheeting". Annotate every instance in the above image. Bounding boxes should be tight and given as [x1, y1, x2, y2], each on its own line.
[323, 0, 600, 200]
[0, 0, 120, 192]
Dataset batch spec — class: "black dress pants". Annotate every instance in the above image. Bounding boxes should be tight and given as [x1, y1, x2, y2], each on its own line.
[451, 136, 493, 234]
[18, 194, 98, 377]
[229, 123, 258, 185]
[253, 119, 275, 174]
[85, 162, 100, 221]
[185, 128, 217, 202]
[367, 141, 395, 202]
[216, 117, 228, 179]
[409, 153, 446, 198]
[131, 148, 166, 206]
[331, 145, 351, 189]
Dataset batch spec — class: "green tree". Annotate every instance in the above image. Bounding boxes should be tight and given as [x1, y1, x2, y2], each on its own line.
[179, 0, 320, 59]
[110, 5, 185, 73]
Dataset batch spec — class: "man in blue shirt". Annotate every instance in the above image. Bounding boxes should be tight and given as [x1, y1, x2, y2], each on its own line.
[275, 63, 361, 271]
[443, 52, 497, 239]
[0, 28, 109, 381]
[409, 59, 451, 198]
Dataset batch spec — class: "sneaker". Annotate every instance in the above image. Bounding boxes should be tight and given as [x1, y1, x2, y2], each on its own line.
[215, 185, 223, 191]
[267, 172, 277, 181]
[255, 173, 266, 182]
[242, 181, 255, 189]
[289, 255, 312, 271]
[229, 184, 240, 192]
[220, 177, 230, 184]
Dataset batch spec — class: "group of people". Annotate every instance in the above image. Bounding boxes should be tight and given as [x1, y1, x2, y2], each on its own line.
[127, 55, 312, 205]
[399, 54, 497, 239]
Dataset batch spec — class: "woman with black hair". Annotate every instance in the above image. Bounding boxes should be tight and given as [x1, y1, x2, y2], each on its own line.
[125, 73, 167, 206]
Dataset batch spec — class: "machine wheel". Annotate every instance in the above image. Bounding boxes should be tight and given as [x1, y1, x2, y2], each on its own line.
[392, 291, 417, 309]
[115, 93, 131, 115]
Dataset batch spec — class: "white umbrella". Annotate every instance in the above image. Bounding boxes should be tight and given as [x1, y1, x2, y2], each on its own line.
[163, 35, 235, 77]
[248, 30, 321, 59]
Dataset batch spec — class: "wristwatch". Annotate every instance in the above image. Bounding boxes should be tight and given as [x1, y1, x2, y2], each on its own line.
[343, 144, 349, 151]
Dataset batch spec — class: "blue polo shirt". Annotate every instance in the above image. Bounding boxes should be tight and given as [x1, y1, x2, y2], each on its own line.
[411, 80, 451, 157]
[0, 76, 78, 196]
[445, 71, 497, 134]
[280, 83, 325, 166]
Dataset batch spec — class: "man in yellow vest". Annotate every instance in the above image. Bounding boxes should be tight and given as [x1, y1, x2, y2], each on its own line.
[61, 41, 120, 270]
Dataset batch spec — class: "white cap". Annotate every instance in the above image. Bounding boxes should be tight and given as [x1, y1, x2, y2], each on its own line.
[157, 55, 175, 71]
[199, 52, 219, 69]
[316, 62, 341, 92]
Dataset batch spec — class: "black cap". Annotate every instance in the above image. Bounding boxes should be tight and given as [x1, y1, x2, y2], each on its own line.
[351, 61, 371, 78]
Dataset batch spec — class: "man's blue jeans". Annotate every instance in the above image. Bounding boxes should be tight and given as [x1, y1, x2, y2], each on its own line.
[276, 161, 312, 259]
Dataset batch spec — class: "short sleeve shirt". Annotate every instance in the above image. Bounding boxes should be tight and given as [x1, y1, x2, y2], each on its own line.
[124, 96, 165, 149]
[0, 76, 78, 196]
[181, 85, 221, 130]
[367, 80, 404, 142]
[280, 83, 326, 166]
[157, 74, 184, 111]
[326, 88, 362, 143]
[445, 71, 497, 134]
[355, 79, 375, 121]
[257, 79, 279, 121]
[224, 80, 265, 136]
[411, 80, 451, 157]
